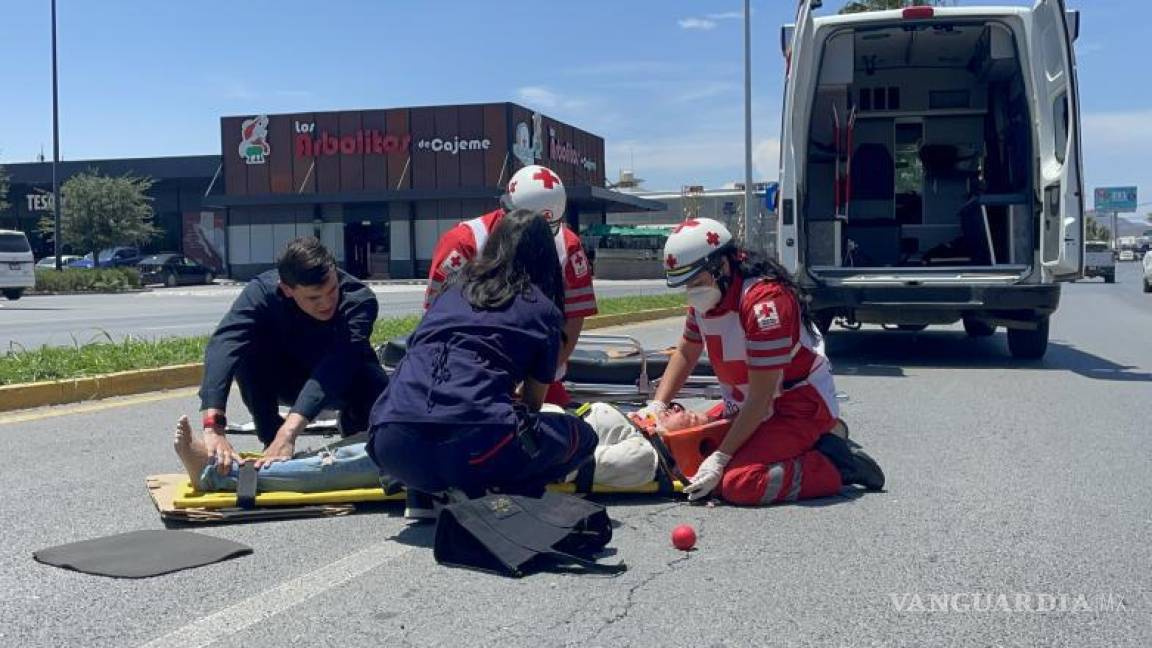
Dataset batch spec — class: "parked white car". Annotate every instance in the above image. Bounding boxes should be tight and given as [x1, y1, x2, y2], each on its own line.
[0, 229, 36, 300]
[1142, 250, 1152, 293]
[35, 255, 82, 270]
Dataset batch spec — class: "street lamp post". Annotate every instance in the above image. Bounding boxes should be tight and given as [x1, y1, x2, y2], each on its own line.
[51, 0, 62, 270]
[742, 0, 754, 242]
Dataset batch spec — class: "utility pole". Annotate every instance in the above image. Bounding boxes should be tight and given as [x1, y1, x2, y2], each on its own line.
[51, 0, 63, 269]
[742, 0, 754, 243]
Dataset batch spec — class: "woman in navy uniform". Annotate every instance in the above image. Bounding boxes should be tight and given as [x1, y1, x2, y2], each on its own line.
[368, 210, 597, 506]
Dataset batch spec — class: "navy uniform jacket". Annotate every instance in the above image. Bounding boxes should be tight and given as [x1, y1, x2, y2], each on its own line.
[372, 284, 562, 428]
[198, 268, 379, 420]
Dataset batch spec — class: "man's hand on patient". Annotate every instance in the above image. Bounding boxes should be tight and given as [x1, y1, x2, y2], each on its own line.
[255, 434, 296, 468]
[202, 429, 241, 475]
[255, 413, 307, 468]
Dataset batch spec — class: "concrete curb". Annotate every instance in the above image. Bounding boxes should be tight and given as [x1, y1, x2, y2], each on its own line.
[0, 364, 204, 413]
[27, 288, 152, 296]
[0, 307, 685, 413]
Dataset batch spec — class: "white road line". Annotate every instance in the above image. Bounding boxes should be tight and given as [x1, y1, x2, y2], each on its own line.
[139, 541, 415, 648]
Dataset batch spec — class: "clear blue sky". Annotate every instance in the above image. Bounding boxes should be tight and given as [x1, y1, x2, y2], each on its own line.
[0, 0, 1146, 216]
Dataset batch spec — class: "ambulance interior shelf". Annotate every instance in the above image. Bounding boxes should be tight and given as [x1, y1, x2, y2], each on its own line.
[378, 334, 724, 404]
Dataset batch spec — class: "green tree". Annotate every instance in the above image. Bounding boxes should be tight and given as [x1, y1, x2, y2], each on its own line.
[840, 0, 945, 14]
[1085, 216, 1110, 242]
[38, 169, 159, 260]
[0, 164, 10, 216]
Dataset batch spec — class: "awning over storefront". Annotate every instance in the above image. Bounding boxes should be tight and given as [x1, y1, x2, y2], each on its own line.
[204, 186, 665, 213]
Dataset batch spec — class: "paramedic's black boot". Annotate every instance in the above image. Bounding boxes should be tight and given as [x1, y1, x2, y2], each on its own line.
[404, 490, 438, 522]
[814, 433, 885, 491]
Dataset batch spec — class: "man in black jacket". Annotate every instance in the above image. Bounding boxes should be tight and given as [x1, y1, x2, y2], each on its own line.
[198, 237, 388, 468]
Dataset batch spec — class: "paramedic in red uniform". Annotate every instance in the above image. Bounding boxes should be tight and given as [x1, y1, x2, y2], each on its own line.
[638, 218, 884, 504]
[424, 164, 596, 405]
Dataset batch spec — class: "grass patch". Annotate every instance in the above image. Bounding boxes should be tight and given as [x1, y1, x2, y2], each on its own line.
[34, 267, 142, 293]
[594, 293, 684, 315]
[0, 293, 684, 385]
[1, 334, 209, 385]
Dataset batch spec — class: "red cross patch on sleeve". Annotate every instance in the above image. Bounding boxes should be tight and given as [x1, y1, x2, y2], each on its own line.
[571, 250, 589, 278]
[441, 250, 465, 274]
[754, 300, 781, 331]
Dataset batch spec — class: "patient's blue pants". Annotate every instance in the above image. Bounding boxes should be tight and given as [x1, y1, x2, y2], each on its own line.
[198, 444, 380, 493]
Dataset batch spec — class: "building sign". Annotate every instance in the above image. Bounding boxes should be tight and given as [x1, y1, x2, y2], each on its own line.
[222, 104, 605, 196]
[295, 120, 411, 158]
[415, 136, 492, 155]
[1093, 186, 1138, 212]
[26, 193, 54, 212]
[238, 115, 271, 165]
[548, 127, 598, 173]
[513, 112, 544, 167]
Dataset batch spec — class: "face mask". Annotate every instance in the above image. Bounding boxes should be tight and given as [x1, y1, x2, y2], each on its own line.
[685, 285, 722, 312]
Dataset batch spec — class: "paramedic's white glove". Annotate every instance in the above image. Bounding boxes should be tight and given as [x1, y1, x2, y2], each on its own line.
[553, 361, 568, 383]
[634, 400, 669, 422]
[684, 451, 732, 502]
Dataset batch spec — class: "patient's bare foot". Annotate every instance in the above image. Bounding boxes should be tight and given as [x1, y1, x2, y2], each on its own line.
[174, 415, 213, 490]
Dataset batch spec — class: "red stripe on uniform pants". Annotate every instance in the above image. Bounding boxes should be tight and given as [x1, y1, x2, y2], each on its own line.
[467, 432, 516, 465]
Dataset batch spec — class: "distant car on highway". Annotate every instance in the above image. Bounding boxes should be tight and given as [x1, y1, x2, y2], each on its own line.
[1118, 249, 1136, 262]
[35, 255, 82, 270]
[1142, 251, 1152, 293]
[1083, 241, 1115, 283]
[137, 253, 215, 287]
[68, 246, 143, 269]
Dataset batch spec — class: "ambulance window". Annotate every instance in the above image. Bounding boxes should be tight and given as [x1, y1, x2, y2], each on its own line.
[1053, 92, 1068, 164]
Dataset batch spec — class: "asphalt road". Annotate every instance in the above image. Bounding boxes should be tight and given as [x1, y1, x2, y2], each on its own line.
[0, 262, 1149, 647]
[0, 279, 672, 351]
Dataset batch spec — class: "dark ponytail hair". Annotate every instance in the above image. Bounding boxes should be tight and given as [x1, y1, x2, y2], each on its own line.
[716, 247, 817, 337]
[461, 209, 565, 313]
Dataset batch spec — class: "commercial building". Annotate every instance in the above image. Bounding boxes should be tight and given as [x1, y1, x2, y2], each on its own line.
[1, 102, 663, 279]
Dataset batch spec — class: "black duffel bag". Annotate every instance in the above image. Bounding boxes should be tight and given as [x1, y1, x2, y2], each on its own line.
[433, 492, 626, 578]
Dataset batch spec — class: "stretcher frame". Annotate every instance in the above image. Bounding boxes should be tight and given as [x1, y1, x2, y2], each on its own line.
[146, 473, 684, 524]
[561, 334, 723, 404]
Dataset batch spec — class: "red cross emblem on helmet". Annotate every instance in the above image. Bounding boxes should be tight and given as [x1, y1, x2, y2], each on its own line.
[665, 254, 678, 269]
[706, 231, 721, 246]
[532, 168, 560, 189]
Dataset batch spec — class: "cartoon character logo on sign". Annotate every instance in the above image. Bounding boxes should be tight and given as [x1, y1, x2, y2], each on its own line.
[239, 115, 271, 165]
[512, 112, 544, 167]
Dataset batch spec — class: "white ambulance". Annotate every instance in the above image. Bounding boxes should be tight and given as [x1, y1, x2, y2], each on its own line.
[777, 1, 1083, 359]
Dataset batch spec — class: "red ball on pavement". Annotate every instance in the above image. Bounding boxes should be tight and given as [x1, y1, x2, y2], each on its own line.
[671, 524, 697, 550]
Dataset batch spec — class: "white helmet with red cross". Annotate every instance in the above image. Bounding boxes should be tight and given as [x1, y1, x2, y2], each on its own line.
[663, 218, 734, 287]
[506, 165, 567, 230]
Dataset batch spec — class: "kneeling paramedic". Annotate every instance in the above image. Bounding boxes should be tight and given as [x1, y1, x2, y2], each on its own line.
[424, 164, 596, 405]
[368, 210, 597, 503]
[638, 218, 885, 504]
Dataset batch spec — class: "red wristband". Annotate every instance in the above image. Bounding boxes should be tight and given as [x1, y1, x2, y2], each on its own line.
[202, 413, 227, 430]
